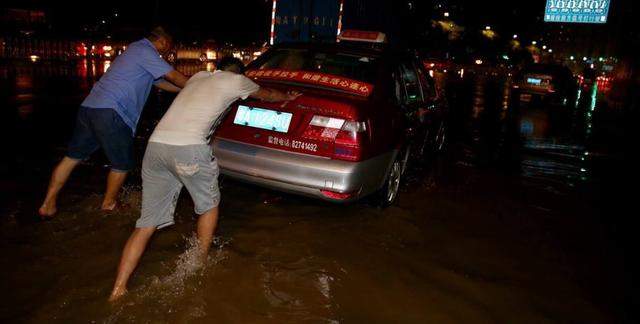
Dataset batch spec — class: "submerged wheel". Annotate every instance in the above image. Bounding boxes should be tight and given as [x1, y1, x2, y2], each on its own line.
[434, 122, 447, 153]
[376, 154, 403, 208]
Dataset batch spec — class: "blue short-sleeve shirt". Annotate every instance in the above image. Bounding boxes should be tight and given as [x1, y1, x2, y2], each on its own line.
[81, 38, 173, 134]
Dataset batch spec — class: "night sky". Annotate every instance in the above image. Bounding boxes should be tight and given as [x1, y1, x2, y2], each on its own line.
[2, 0, 272, 44]
[2, 0, 637, 53]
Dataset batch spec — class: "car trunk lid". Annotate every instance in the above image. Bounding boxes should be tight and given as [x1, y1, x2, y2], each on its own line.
[215, 80, 371, 161]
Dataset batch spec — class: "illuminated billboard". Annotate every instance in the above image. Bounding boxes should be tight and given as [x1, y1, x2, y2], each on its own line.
[271, 0, 341, 44]
[544, 0, 611, 24]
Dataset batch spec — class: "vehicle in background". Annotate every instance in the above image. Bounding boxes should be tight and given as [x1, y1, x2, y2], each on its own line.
[512, 64, 578, 106]
[269, 0, 342, 45]
[212, 31, 447, 206]
[580, 67, 597, 88]
[173, 40, 219, 62]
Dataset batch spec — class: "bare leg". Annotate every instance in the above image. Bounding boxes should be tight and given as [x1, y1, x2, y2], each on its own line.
[102, 170, 128, 211]
[39, 157, 81, 217]
[196, 207, 219, 263]
[109, 227, 156, 301]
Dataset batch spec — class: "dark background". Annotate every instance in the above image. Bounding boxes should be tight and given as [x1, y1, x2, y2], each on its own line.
[2, 0, 638, 53]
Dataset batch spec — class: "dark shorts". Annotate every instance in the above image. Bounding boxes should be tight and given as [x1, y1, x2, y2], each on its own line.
[67, 106, 134, 172]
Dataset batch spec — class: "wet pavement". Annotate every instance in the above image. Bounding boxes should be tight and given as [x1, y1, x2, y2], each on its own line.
[0, 59, 637, 323]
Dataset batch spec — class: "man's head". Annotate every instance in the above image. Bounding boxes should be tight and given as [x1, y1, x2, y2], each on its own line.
[217, 57, 245, 74]
[147, 26, 173, 55]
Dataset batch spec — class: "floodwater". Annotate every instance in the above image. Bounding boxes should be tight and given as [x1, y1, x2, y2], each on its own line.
[0, 59, 637, 323]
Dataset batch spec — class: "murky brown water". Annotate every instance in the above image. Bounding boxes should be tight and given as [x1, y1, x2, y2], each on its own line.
[0, 60, 636, 323]
[2, 176, 620, 323]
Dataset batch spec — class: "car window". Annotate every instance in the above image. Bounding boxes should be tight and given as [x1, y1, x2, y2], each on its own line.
[251, 48, 380, 83]
[416, 66, 437, 100]
[398, 61, 423, 105]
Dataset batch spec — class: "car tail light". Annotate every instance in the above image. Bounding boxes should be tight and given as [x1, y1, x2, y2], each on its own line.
[320, 189, 357, 200]
[302, 116, 345, 141]
[302, 115, 367, 161]
[334, 120, 367, 161]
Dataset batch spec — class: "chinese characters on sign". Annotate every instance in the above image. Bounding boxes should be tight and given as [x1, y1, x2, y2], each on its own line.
[246, 69, 374, 96]
[267, 136, 318, 152]
[544, 0, 611, 24]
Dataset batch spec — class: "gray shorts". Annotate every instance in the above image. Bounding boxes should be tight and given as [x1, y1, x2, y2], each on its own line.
[137, 142, 220, 229]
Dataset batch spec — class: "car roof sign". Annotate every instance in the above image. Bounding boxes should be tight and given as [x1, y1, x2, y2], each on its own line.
[338, 30, 387, 43]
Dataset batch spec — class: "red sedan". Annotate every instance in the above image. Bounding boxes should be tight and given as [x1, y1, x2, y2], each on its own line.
[213, 33, 447, 206]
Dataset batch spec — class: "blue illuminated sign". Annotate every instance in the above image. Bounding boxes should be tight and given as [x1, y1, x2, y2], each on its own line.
[544, 0, 611, 24]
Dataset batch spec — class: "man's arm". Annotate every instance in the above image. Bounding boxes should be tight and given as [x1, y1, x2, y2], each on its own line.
[154, 80, 182, 93]
[250, 87, 301, 102]
[163, 70, 189, 89]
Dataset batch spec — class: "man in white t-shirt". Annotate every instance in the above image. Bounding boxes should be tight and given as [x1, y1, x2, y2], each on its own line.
[110, 57, 299, 301]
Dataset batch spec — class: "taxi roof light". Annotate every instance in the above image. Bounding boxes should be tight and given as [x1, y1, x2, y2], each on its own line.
[338, 30, 387, 44]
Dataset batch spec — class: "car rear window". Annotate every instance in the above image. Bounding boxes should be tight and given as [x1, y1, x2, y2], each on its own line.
[522, 64, 572, 79]
[251, 48, 380, 84]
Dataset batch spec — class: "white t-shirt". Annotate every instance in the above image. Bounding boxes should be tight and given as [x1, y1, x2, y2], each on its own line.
[149, 70, 260, 145]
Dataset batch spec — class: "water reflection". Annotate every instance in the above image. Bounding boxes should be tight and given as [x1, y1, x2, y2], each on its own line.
[76, 59, 88, 78]
[443, 70, 600, 188]
[15, 74, 33, 90]
[515, 82, 595, 186]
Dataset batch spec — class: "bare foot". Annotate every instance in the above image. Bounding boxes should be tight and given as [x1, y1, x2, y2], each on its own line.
[38, 202, 57, 218]
[101, 200, 117, 212]
[109, 286, 128, 302]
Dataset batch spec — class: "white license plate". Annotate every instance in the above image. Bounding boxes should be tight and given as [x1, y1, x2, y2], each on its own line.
[233, 105, 293, 133]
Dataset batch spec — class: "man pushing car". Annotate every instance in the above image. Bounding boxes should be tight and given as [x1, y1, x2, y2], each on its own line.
[109, 57, 300, 301]
[39, 27, 188, 218]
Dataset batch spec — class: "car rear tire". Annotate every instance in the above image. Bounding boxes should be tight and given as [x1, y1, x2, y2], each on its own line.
[375, 153, 403, 208]
[434, 121, 447, 153]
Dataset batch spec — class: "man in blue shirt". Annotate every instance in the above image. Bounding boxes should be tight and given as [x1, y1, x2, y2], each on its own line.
[39, 27, 189, 218]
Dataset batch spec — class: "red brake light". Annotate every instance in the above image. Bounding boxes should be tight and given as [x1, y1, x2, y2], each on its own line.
[334, 120, 367, 161]
[302, 115, 367, 161]
[320, 189, 357, 200]
[302, 116, 344, 141]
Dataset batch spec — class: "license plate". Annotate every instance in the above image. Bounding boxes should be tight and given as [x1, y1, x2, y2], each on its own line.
[527, 77, 542, 85]
[233, 105, 293, 133]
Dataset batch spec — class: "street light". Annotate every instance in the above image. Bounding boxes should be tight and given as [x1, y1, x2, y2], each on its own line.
[485, 25, 491, 30]
[532, 41, 537, 45]
[548, 49, 553, 53]
[444, 12, 450, 17]
[513, 34, 518, 39]
[542, 45, 547, 50]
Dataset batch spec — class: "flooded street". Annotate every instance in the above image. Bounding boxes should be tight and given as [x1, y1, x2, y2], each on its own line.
[1, 60, 637, 323]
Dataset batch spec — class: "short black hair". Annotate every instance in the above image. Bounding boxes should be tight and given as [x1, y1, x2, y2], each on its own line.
[217, 57, 245, 74]
[148, 26, 173, 43]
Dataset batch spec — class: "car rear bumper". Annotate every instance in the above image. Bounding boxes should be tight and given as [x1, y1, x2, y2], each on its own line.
[212, 138, 394, 202]
[514, 85, 552, 96]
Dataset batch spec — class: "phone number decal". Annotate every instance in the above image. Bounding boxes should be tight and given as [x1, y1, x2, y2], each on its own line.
[268, 136, 317, 152]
